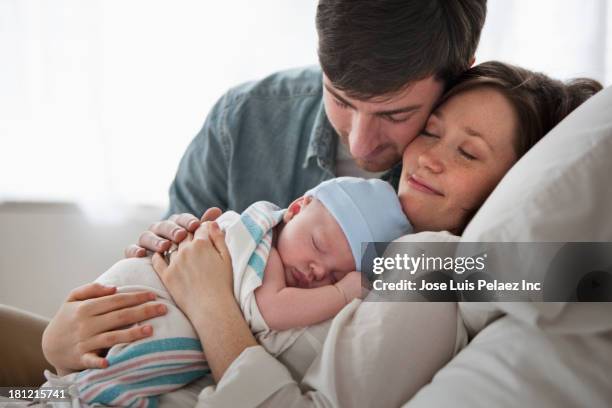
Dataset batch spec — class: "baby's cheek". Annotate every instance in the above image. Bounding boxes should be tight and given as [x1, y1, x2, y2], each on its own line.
[309, 276, 334, 288]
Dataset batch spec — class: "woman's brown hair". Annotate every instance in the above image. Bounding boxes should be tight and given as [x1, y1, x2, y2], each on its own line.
[440, 61, 603, 156]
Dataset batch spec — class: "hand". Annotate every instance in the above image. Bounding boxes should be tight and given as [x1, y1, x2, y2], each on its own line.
[153, 221, 255, 383]
[334, 271, 364, 303]
[42, 283, 167, 376]
[151, 221, 232, 319]
[124, 207, 223, 258]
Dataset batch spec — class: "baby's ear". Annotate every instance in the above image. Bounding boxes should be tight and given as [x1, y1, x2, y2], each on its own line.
[283, 196, 311, 223]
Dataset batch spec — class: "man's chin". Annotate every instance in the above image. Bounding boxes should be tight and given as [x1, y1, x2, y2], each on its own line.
[355, 157, 399, 173]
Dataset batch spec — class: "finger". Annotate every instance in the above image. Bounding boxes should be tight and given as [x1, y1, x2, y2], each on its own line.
[84, 325, 154, 353]
[201, 207, 222, 222]
[208, 222, 230, 261]
[81, 291, 157, 316]
[124, 244, 147, 258]
[67, 283, 117, 302]
[81, 352, 109, 370]
[193, 221, 213, 241]
[150, 219, 190, 243]
[151, 252, 169, 277]
[138, 230, 172, 253]
[97, 302, 167, 334]
[173, 213, 200, 232]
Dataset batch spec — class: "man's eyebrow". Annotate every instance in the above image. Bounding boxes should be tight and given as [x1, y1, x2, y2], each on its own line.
[324, 83, 423, 116]
[324, 84, 356, 109]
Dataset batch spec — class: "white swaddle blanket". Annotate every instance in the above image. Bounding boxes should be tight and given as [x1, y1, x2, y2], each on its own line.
[51, 201, 302, 408]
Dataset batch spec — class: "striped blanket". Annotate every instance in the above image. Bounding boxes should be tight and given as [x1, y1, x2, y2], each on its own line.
[72, 201, 292, 408]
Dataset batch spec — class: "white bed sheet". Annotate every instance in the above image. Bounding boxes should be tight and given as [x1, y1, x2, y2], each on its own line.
[406, 315, 612, 408]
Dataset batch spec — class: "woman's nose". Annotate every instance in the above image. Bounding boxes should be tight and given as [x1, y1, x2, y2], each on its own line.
[417, 145, 444, 173]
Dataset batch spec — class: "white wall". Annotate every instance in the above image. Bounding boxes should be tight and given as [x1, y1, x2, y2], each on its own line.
[0, 202, 163, 317]
[1, 1, 610, 316]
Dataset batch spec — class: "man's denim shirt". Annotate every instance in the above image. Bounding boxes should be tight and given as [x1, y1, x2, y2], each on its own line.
[166, 66, 400, 217]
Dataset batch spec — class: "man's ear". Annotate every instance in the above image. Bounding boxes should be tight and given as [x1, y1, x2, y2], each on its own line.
[283, 196, 312, 223]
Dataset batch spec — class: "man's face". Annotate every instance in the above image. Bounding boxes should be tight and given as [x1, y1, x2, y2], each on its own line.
[323, 75, 444, 172]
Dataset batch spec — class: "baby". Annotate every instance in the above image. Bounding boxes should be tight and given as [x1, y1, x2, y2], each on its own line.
[55, 177, 410, 407]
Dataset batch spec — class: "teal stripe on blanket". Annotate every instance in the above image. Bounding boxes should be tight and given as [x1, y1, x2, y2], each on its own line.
[241, 213, 264, 242]
[247, 252, 266, 280]
[89, 369, 207, 407]
[107, 337, 203, 366]
[77, 359, 208, 394]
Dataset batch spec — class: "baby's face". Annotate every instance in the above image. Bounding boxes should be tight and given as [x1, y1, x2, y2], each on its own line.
[276, 197, 355, 288]
[398, 87, 518, 233]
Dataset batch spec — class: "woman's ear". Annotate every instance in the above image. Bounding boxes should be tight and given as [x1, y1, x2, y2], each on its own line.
[283, 196, 312, 223]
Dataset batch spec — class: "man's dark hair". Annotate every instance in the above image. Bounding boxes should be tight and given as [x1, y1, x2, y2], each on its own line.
[316, 0, 488, 99]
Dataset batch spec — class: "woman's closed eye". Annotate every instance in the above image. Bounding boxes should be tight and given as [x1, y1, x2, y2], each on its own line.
[459, 147, 477, 160]
[420, 130, 439, 138]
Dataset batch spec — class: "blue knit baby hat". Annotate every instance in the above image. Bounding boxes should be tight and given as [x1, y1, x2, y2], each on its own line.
[305, 177, 412, 271]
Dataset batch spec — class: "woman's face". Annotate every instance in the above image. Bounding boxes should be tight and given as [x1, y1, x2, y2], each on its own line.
[398, 87, 518, 234]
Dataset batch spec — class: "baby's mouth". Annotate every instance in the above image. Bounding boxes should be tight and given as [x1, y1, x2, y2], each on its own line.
[290, 267, 309, 286]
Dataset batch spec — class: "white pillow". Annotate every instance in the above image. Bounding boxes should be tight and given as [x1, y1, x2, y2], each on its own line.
[462, 85, 612, 241]
[457, 85, 612, 335]
[407, 315, 612, 408]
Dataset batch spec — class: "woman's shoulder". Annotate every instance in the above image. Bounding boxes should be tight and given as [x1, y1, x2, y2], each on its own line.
[393, 230, 460, 243]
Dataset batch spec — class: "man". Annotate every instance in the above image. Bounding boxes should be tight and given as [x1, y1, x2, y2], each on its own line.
[125, 0, 486, 258]
[2, 0, 487, 389]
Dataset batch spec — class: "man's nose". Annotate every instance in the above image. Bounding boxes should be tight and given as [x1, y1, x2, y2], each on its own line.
[417, 145, 445, 173]
[348, 113, 379, 159]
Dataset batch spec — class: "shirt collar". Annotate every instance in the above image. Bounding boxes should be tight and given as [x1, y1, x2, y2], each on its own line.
[303, 99, 402, 187]
[303, 100, 336, 173]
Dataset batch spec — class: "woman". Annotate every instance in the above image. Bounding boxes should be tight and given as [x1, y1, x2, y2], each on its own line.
[41, 62, 601, 406]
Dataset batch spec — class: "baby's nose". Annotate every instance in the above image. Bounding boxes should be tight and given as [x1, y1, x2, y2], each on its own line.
[310, 264, 328, 281]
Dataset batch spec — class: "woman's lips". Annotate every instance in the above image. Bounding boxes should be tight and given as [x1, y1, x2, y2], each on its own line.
[408, 175, 444, 196]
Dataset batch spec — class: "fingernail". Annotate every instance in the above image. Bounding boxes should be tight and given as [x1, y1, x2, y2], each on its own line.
[157, 239, 167, 248]
[141, 325, 152, 335]
[147, 293, 156, 301]
[157, 305, 167, 314]
[189, 220, 199, 229]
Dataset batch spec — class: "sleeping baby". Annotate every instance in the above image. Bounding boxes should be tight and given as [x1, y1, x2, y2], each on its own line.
[51, 177, 410, 407]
